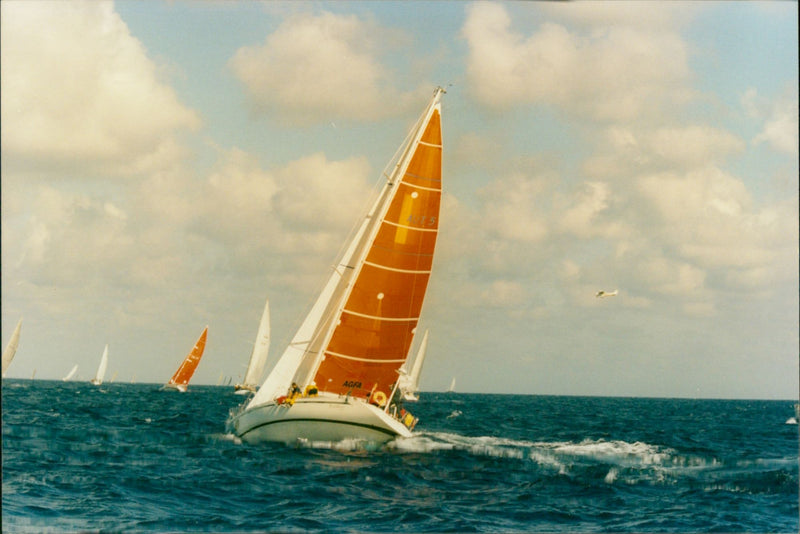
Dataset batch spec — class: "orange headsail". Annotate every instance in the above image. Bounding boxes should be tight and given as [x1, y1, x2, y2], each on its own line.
[168, 326, 208, 388]
[312, 106, 442, 399]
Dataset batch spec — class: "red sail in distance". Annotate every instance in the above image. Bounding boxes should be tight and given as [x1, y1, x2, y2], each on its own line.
[313, 106, 442, 400]
[168, 326, 208, 387]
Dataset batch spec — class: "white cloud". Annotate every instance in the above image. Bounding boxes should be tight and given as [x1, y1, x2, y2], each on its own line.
[557, 181, 628, 239]
[461, 2, 691, 120]
[480, 279, 526, 308]
[639, 256, 707, 297]
[646, 126, 745, 167]
[16, 186, 134, 287]
[539, 1, 695, 30]
[0, 1, 200, 174]
[273, 153, 372, 231]
[229, 11, 425, 124]
[754, 89, 799, 155]
[478, 172, 549, 243]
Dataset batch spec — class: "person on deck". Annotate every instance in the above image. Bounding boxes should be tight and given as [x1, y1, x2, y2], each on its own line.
[287, 382, 302, 403]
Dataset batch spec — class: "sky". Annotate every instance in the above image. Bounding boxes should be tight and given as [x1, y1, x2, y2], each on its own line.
[1, 1, 797, 399]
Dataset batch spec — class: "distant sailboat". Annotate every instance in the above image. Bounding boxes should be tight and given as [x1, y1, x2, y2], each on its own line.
[230, 87, 445, 444]
[90, 344, 109, 386]
[447, 377, 456, 393]
[2, 318, 22, 377]
[400, 329, 429, 402]
[164, 326, 208, 392]
[235, 298, 270, 395]
[63, 364, 78, 381]
[110, 371, 118, 383]
[31, 369, 37, 380]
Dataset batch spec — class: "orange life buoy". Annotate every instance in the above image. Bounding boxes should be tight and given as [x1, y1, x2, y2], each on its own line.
[372, 391, 387, 407]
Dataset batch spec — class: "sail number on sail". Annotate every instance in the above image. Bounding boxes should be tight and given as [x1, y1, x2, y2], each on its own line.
[406, 214, 437, 226]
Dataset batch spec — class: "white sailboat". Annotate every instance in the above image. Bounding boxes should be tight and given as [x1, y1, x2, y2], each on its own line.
[2, 318, 22, 377]
[447, 377, 456, 393]
[235, 298, 270, 395]
[231, 87, 445, 445]
[89, 344, 108, 386]
[63, 364, 78, 381]
[90, 344, 109, 385]
[399, 329, 429, 401]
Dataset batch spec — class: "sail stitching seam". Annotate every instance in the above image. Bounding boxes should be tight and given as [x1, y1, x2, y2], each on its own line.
[363, 260, 431, 274]
[381, 219, 438, 233]
[403, 171, 442, 185]
[418, 140, 442, 148]
[398, 181, 441, 193]
[341, 308, 420, 322]
[325, 350, 407, 363]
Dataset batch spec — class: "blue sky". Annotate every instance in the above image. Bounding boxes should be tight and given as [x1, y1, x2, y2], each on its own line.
[2, 1, 797, 399]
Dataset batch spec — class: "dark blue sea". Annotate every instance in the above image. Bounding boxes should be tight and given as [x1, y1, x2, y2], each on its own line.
[2, 380, 798, 533]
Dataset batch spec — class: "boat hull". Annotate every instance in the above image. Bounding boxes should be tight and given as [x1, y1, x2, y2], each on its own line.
[234, 384, 256, 395]
[232, 394, 412, 445]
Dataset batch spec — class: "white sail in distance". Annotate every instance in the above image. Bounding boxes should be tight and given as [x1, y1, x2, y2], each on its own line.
[2, 318, 22, 377]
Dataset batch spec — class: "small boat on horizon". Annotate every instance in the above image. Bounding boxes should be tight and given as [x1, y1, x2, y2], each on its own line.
[164, 327, 208, 393]
[63, 364, 78, 382]
[447, 377, 456, 393]
[90, 344, 109, 386]
[230, 87, 445, 445]
[234, 298, 270, 395]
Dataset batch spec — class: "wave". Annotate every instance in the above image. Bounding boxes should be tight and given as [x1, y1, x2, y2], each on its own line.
[387, 432, 731, 485]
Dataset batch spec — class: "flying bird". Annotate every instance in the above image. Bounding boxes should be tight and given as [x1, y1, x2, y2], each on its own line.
[595, 290, 618, 298]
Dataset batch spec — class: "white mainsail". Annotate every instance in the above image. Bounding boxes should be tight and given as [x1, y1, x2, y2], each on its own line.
[400, 329, 429, 401]
[63, 364, 78, 381]
[90, 345, 109, 385]
[447, 377, 456, 392]
[247, 196, 379, 408]
[235, 298, 271, 394]
[2, 318, 22, 377]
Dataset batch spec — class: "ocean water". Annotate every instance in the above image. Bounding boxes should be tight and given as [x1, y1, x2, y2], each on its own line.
[2, 380, 797, 533]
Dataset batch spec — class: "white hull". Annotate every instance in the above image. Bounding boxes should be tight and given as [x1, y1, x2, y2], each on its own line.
[403, 391, 419, 402]
[163, 383, 187, 393]
[234, 384, 256, 395]
[232, 393, 412, 445]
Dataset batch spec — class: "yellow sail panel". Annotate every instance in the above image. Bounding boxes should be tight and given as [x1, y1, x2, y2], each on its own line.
[168, 327, 208, 386]
[313, 104, 442, 398]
